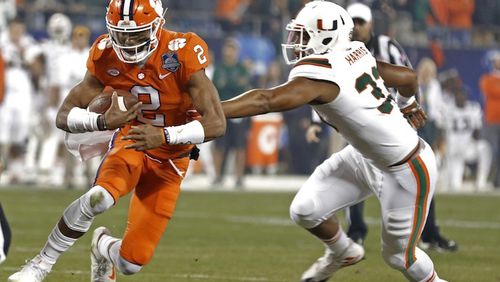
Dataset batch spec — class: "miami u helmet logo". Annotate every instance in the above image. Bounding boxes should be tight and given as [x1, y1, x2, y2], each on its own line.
[317, 19, 338, 31]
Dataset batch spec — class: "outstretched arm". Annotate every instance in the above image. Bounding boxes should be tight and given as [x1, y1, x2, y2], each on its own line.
[222, 77, 338, 118]
[123, 70, 226, 151]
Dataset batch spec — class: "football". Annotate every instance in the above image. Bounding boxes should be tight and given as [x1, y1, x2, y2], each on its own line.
[88, 88, 138, 114]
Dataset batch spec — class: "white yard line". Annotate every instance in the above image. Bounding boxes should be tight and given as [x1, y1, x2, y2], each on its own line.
[362, 217, 500, 230]
[182, 214, 500, 230]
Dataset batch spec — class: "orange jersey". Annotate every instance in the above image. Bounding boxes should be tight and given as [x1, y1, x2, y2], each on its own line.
[0, 51, 4, 104]
[87, 29, 210, 159]
[480, 73, 500, 124]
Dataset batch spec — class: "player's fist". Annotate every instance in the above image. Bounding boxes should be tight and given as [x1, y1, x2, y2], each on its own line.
[103, 92, 142, 130]
[401, 101, 427, 129]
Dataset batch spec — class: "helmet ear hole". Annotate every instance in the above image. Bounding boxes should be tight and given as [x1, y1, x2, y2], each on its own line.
[322, 38, 333, 45]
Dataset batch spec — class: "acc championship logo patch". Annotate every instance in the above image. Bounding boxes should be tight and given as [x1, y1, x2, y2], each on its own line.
[162, 52, 180, 72]
[168, 38, 187, 51]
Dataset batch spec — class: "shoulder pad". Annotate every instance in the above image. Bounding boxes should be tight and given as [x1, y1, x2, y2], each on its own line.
[294, 56, 332, 69]
[289, 56, 335, 83]
[89, 35, 112, 62]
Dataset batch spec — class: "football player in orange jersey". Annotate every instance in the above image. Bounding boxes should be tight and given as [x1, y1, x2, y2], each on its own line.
[8, 1, 226, 281]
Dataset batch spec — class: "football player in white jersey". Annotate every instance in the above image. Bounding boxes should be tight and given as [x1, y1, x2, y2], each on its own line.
[0, 18, 36, 184]
[43, 13, 72, 90]
[443, 88, 491, 191]
[37, 25, 94, 187]
[31, 13, 73, 185]
[222, 2, 445, 281]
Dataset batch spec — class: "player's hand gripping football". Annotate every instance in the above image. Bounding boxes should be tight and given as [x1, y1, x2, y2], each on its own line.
[103, 92, 142, 130]
[401, 101, 427, 129]
[122, 124, 165, 151]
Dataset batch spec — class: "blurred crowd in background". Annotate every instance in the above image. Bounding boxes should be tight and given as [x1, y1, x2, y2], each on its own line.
[0, 0, 499, 192]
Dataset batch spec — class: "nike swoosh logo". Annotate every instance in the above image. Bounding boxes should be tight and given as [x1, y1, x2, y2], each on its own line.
[159, 73, 172, 79]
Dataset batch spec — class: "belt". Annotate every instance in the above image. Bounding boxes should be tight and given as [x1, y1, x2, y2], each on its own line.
[389, 139, 425, 167]
[146, 146, 200, 162]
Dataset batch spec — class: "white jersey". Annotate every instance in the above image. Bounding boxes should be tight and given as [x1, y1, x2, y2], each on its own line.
[56, 47, 89, 102]
[40, 39, 71, 87]
[443, 101, 482, 147]
[0, 33, 35, 106]
[289, 41, 418, 167]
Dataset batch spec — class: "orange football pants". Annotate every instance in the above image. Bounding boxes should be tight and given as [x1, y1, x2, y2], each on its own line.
[95, 132, 189, 266]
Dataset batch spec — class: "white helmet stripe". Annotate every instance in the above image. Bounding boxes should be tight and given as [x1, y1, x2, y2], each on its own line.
[122, 0, 133, 21]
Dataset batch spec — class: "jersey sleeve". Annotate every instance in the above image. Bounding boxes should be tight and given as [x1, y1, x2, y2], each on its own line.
[178, 32, 210, 84]
[86, 35, 110, 79]
[288, 57, 335, 83]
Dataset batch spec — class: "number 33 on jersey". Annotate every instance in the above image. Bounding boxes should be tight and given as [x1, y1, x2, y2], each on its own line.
[87, 30, 210, 128]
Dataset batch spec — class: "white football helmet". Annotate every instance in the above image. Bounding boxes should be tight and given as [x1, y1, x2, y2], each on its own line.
[47, 13, 72, 43]
[282, 0, 354, 64]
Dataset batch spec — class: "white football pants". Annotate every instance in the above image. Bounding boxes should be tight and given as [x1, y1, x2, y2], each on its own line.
[290, 141, 439, 282]
[446, 139, 492, 191]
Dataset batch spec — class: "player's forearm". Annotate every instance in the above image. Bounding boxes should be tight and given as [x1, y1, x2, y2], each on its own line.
[222, 89, 274, 118]
[56, 89, 103, 133]
[396, 80, 418, 98]
[56, 87, 88, 132]
[56, 103, 104, 133]
[199, 111, 226, 141]
[55, 105, 71, 132]
[377, 61, 418, 97]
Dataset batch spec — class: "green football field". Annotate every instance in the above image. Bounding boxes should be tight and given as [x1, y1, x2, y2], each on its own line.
[0, 188, 499, 282]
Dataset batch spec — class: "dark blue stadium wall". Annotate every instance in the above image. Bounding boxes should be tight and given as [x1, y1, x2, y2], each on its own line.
[406, 47, 492, 106]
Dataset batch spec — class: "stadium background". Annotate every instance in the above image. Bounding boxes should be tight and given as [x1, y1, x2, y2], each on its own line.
[0, 0, 499, 281]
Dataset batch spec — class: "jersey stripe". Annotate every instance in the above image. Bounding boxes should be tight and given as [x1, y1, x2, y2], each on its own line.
[405, 156, 430, 269]
[92, 130, 119, 186]
[294, 58, 331, 69]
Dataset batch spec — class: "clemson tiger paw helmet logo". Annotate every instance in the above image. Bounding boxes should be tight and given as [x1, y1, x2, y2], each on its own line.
[168, 38, 187, 51]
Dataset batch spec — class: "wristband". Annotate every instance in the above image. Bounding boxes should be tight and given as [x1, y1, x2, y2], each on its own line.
[163, 127, 170, 144]
[67, 107, 100, 133]
[97, 115, 108, 131]
[163, 120, 205, 145]
[397, 94, 416, 109]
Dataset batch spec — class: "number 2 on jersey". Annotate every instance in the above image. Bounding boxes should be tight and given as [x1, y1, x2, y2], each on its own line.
[355, 67, 393, 114]
[194, 44, 207, 65]
[130, 86, 166, 126]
